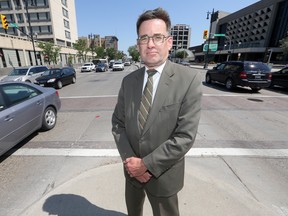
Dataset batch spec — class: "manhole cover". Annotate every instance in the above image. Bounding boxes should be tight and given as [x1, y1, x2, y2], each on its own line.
[247, 98, 263, 102]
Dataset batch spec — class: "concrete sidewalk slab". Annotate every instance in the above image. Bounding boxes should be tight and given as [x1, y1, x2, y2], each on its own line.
[20, 158, 279, 216]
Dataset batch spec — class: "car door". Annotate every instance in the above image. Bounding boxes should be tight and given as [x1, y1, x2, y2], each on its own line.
[61, 68, 71, 85]
[0, 83, 44, 155]
[210, 63, 225, 82]
[217, 63, 230, 83]
[275, 68, 288, 87]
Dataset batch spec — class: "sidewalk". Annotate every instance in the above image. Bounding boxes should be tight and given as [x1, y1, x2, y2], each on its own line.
[19, 157, 284, 216]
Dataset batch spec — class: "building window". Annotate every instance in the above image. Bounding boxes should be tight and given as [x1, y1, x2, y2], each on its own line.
[62, 0, 67, 7]
[62, 8, 69, 18]
[40, 26, 51, 33]
[0, 1, 10, 9]
[64, 19, 70, 29]
[65, 30, 71, 39]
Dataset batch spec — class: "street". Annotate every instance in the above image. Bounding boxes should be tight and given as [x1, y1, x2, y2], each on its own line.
[0, 64, 288, 216]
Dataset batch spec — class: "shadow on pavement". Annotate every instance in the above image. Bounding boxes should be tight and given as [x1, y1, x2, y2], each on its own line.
[42, 194, 126, 216]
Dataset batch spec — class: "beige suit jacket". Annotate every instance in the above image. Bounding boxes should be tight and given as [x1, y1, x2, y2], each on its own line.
[112, 60, 202, 197]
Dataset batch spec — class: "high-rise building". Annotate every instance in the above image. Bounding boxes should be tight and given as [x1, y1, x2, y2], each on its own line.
[0, 0, 78, 47]
[170, 24, 191, 51]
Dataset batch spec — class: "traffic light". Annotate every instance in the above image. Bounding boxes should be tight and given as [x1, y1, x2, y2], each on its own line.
[1, 14, 8, 30]
[203, 30, 208, 39]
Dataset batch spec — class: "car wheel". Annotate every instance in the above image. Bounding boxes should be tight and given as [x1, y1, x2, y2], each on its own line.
[25, 80, 31, 83]
[251, 87, 261, 92]
[72, 76, 76, 84]
[57, 80, 63, 89]
[225, 78, 234, 90]
[41, 106, 57, 131]
[205, 74, 212, 84]
[269, 80, 274, 88]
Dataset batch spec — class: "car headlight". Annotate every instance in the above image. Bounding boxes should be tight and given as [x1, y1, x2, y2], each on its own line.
[47, 78, 56, 83]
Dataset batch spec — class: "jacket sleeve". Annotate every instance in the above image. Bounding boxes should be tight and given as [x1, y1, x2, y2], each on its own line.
[112, 79, 136, 161]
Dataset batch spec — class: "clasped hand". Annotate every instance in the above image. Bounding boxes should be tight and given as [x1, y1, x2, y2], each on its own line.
[124, 157, 152, 183]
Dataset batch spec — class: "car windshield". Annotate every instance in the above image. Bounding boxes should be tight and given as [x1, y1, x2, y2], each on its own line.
[114, 62, 122, 65]
[9, 68, 28, 76]
[98, 63, 105, 67]
[84, 63, 92, 66]
[42, 69, 61, 76]
[244, 63, 270, 72]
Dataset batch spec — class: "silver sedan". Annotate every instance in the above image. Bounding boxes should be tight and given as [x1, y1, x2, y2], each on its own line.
[0, 82, 61, 156]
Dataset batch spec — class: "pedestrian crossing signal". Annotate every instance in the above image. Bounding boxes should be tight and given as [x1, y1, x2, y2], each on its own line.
[1, 14, 8, 30]
[203, 30, 208, 39]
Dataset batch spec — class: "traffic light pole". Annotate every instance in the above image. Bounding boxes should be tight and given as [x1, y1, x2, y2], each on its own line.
[25, 0, 38, 65]
[203, 8, 214, 69]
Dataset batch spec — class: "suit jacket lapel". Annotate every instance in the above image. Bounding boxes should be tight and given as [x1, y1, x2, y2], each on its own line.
[142, 61, 175, 135]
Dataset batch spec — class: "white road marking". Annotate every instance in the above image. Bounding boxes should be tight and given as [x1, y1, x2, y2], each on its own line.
[11, 148, 288, 157]
[60, 94, 288, 99]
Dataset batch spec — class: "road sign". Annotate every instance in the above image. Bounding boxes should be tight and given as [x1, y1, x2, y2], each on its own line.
[214, 34, 226, 37]
[203, 43, 218, 52]
[9, 22, 18, 28]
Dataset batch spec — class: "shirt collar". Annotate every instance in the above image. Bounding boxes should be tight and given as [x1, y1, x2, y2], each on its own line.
[145, 61, 167, 75]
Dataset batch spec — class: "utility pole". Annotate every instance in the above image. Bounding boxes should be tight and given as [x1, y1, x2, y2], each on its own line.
[203, 8, 214, 69]
[25, 0, 38, 65]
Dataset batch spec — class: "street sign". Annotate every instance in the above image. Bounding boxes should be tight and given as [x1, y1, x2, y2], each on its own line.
[9, 22, 18, 28]
[214, 34, 226, 37]
[203, 43, 218, 52]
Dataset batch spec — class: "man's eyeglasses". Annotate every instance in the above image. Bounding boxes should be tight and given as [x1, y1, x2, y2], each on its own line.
[138, 34, 169, 45]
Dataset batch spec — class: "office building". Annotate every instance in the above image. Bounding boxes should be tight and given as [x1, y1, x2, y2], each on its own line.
[0, 0, 78, 68]
[170, 24, 191, 51]
[195, 0, 288, 63]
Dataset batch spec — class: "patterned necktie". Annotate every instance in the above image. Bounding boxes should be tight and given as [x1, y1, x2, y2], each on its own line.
[138, 69, 157, 131]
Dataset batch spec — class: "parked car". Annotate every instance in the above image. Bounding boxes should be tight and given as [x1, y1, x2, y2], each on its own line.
[112, 61, 124, 71]
[34, 67, 76, 89]
[0, 81, 61, 156]
[109, 61, 115, 68]
[124, 61, 131, 66]
[205, 61, 271, 92]
[96, 63, 108, 72]
[179, 61, 190, 66]
[269, 67, 288, 88]
[0, 66, 49, 83]
[81, 62, 95, 72]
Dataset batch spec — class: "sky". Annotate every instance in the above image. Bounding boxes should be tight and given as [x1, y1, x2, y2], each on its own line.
[75, 0, 259, 54]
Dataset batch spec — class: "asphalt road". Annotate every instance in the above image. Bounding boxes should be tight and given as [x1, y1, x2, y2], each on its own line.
[0, 64, 288, 216]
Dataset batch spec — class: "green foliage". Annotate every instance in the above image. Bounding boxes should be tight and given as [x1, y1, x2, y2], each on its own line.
[68, 53, 73, 66]
[106, 48, 117, 60]
[37, 41, 60, 65]
[95, 46, 106, 58]
[128, 45, 140, 62]
[175, 50, 187, 59]
[73, 39, 88, 62]
[280, 36, 288, 59]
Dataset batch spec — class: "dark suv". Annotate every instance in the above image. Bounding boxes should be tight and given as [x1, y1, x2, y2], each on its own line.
[205, 61, 271, 92]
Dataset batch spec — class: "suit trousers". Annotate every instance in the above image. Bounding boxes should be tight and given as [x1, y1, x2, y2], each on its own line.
[125, 180, 179, 216]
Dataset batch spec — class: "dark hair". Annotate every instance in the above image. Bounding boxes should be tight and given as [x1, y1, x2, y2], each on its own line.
[136, 7, 171, 36]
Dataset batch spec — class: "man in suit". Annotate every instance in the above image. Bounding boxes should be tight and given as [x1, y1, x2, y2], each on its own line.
[112, 7, 202, 216]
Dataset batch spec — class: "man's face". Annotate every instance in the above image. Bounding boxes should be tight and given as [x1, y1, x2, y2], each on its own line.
[137, 19, 172, 68]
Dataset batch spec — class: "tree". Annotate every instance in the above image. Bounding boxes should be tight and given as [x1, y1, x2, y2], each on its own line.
[37, 41, 60, 65]
[280, 36, 288, 61]
[68, 53, 73, 66]
[176, 50, 187, 60]
[106, 48, 117, 60]
[95, 46, 106, 58]
[73, 39, 88, 62]
[128, 45, 140, 62]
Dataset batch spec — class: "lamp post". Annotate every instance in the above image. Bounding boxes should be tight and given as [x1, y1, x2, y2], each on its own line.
[203, 8, 214, 69]
[225, 35, 231, 61]
[25, 0, 38, 65]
